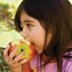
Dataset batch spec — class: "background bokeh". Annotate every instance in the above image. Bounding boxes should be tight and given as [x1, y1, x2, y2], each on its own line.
[0, 0, 22, 72]
[0, 0, 72, 72]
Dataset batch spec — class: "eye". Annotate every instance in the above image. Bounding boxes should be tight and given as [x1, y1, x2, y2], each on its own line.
[27, 24, 33, 28]
[20, 23, 23, 28]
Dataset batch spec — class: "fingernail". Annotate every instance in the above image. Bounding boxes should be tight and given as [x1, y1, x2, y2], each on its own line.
[25, 58, 28, 61]
[21, 52, 24, 55]
[23, 58, 28, 63]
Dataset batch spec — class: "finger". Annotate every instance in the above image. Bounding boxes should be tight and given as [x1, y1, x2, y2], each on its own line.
[3, 45, 10, 59]
[13, 52, 24, 64]
[8, 48, 18, 61]
[18, 58, 28, 66]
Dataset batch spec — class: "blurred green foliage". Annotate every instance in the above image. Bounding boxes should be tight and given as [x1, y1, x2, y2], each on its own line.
[0, 3, 9, 9]
[0, 0, 22, 72]
[0, 48, 10, 72]
[0, 0, 22, 19]
[0, 0, 23, 48]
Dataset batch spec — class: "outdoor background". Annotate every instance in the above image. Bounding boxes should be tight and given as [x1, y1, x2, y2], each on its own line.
[0, 0, 72, 72]
[0, 0, 22, 72]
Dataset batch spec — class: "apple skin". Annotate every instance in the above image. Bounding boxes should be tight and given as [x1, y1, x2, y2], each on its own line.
[8, 39, 35, 62]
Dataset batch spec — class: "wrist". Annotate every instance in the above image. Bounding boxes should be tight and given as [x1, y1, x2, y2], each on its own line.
[9, 66, 22, 72]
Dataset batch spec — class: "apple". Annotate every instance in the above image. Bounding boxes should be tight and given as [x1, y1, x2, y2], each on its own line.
[8, 38, 35, 62]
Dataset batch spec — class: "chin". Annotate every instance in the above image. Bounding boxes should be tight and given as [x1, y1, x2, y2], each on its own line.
[35, 50, 42, 54]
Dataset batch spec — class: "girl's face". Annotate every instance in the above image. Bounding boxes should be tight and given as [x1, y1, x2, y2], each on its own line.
[20, 10, 52, 54]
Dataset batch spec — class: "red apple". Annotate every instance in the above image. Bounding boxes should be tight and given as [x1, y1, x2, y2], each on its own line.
[8, 38, 35, 62]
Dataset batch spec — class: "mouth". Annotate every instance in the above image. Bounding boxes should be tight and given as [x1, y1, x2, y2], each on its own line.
[31, 42, 35, 45]
[32, 43, 35, 45]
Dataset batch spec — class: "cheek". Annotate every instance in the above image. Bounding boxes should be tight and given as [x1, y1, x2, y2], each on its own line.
[30, 30, 45, 48]
[30, 32, 38, 42]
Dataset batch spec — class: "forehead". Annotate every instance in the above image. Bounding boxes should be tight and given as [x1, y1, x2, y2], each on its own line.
[20, 10, 38, 23]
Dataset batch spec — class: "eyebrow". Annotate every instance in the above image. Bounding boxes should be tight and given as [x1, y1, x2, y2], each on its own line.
[23, 20, 35, 23]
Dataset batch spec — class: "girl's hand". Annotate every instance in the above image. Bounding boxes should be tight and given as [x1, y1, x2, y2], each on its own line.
[3, 45, 29, 72]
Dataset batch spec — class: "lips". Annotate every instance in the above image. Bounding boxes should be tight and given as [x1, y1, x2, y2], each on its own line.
[31, 43, 35, 45]
[24, 39, 34, 45]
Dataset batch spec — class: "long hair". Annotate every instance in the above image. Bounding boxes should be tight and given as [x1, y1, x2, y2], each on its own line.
[15, 0, 72, 72]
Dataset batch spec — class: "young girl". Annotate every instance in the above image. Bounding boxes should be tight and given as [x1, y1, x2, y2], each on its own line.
[4, 0, 72, 72]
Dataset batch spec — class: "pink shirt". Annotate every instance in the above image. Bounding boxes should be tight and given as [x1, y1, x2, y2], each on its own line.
[30, 53, 72, 72]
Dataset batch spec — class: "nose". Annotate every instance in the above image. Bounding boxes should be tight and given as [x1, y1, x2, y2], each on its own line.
[21, 28, 28, 38]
